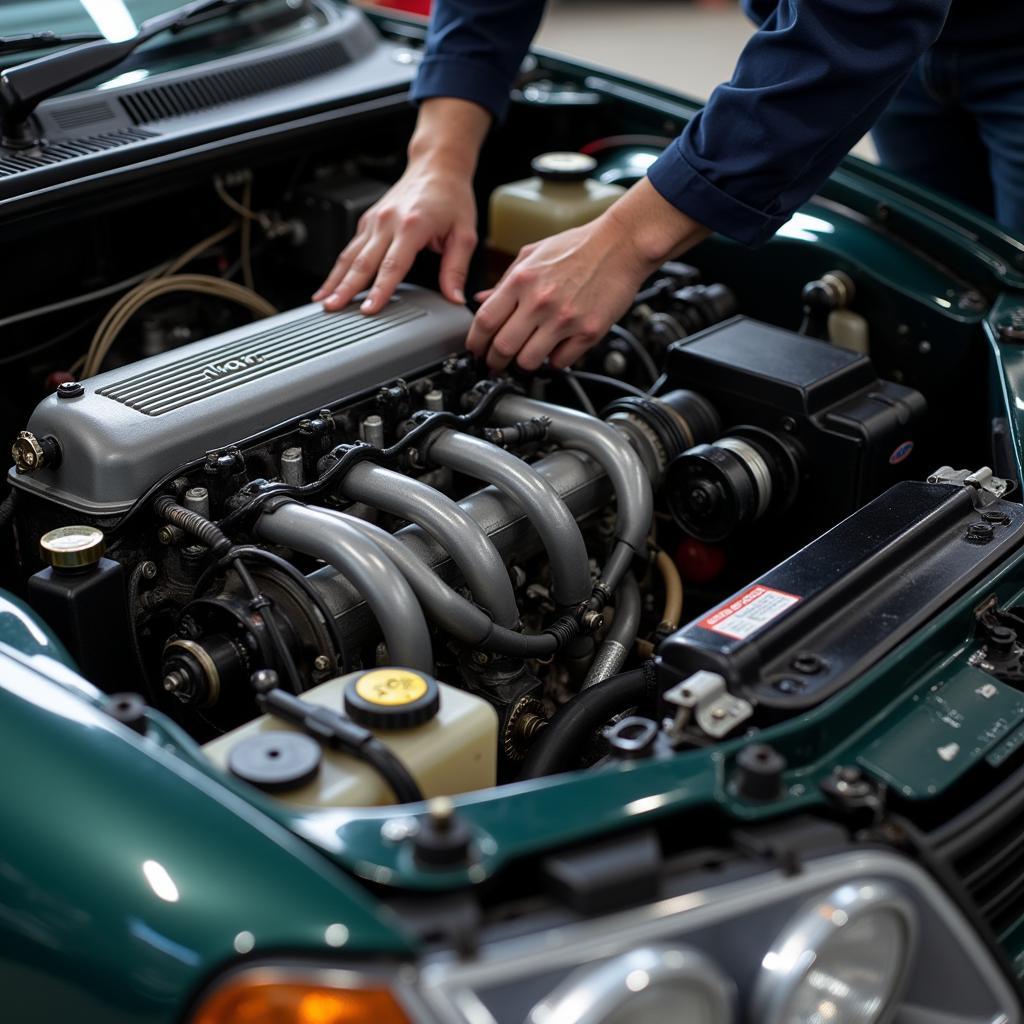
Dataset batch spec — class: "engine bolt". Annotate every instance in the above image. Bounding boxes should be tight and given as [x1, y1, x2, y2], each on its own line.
[140, 560, 158, 580]
[580, 610, 605, 634]
[514, 711, 548, 745]
[966, 522, 995, 544]
[163, 669, 188, 693]
[313, 655, 331, 672]
[157, 524, 181, 545]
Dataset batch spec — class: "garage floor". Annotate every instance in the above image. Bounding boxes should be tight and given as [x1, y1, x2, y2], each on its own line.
[536, 0, 877, 160]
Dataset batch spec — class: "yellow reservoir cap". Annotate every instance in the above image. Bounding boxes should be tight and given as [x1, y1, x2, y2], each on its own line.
[355, 668, 429, 706]
[344, 667, 440, 730]
[39, 525, 105, 570]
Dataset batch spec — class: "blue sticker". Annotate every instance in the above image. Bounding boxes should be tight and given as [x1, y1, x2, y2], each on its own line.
[889, 440, 914, 465]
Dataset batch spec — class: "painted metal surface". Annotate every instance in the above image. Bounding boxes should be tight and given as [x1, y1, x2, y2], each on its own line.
[0, 642, 411, 1022]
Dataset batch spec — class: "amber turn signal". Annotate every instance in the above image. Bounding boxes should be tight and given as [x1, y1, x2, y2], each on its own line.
[192, 974, 412, 1024]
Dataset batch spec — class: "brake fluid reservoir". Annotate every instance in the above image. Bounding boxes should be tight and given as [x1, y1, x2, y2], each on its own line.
[203, 669, 498, 807]
[487, 152, 625, 269]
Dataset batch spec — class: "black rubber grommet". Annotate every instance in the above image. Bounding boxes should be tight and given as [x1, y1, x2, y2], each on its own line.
[228, 731, 322, 792]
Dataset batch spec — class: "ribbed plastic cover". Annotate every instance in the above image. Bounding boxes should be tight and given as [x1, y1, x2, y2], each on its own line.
[12, 287, 470, 515]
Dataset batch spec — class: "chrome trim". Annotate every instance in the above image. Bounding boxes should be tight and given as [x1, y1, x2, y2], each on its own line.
[752, 880, 916, 1024]
[417, 851, 1020, 1024]
[526, 944, 735, 1024]
[716, 436, 773, 519]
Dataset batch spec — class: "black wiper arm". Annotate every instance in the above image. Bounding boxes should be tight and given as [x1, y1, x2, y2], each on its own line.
[0, 0, 274, 147]
[0, 33, 104, 58]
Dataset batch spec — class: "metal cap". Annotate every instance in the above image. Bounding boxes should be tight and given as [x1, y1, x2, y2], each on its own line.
[39, 525, 106, 570]
[531, 151, 597, 182]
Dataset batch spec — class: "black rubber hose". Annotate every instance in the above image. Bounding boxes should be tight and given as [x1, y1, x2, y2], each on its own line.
[256, 684, 424, 803]
[521, 664, 659, 779]
[360, 738, 425, 804]
[154, 495, 231, 555]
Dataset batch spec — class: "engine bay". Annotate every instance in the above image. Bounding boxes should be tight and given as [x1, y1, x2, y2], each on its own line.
[1, 92, 1016, 809]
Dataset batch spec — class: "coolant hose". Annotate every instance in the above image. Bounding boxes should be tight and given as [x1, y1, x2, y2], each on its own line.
[340, 462, 519, 628]
[324, 511, 568, 658]
[582, 574, 642, 689]
[521, 663, 659, 779]
[426, 428, 592, 608]
[492, 395, 653, 594]
[255, 500, 433, 671]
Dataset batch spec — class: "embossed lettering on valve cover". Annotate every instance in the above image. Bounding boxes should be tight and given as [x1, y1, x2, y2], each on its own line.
[97, 301, 425, 416]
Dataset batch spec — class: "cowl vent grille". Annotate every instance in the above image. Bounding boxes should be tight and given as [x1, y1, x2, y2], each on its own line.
[0, 128, 157, 178]
[119, 39, 349, 125]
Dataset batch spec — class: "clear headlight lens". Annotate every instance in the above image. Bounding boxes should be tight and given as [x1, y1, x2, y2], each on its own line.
[754, 881, 916, 1024]
[528, 945, 735, 1024]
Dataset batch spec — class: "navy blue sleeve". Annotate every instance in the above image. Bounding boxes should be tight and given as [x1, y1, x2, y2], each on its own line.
[410, 0, 547, 123]
[648, 0, 951, 245]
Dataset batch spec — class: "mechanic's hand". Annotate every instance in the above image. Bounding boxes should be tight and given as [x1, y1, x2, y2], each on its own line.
[466, 178, 710, 372]
[314, 97, 491, 316]
[313, 168, 477, 314]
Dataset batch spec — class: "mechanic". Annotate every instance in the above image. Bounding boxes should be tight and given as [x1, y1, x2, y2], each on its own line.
[315, 0, 1013, 372]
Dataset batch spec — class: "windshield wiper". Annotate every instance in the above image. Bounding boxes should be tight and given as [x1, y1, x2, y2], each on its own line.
[0, 33, 104, 58]
[0, 0, 282, 148]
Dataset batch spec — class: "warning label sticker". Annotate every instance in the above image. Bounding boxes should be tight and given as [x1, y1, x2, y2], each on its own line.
[698, 585, 801, 640]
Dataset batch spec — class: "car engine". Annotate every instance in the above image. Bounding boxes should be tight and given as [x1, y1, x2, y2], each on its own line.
[16, 224, 1014, 810]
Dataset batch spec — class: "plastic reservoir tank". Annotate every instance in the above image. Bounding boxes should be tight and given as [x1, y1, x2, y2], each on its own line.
[203, 668, 498, 807]
[487, 152, 626, 271]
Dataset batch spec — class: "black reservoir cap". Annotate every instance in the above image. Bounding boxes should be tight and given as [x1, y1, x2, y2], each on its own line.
[228, 731, 322, 792]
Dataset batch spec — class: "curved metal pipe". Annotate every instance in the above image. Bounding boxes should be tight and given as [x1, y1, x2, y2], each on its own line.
[325, 511, 561, 658]
[425, 428, 592, 608]
[255, 501, 433, 671]
[582, 574, 642, 689]
[340, 462, 519, 628]
[492, 395, 653, 593]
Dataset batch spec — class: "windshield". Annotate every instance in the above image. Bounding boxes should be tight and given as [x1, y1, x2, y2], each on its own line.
[0, 1, 323, 89]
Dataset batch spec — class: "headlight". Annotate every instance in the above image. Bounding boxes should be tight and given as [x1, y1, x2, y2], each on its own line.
[528, 945, 735, 1024]
[190, 966, 412, 1024]
[753, 880, 916, 1024]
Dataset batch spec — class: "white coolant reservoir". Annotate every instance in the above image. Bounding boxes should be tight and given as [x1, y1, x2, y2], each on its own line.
[203, 669, 498, 808]
[486, 152, 625, 282]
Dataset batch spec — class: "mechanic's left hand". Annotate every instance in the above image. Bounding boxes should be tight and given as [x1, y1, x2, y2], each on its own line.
[466, 178, 710, 372]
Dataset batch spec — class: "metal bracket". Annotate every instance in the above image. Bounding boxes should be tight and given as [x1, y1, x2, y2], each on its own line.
[663, 670, 752, 740]
[928, 465, 1011, 499]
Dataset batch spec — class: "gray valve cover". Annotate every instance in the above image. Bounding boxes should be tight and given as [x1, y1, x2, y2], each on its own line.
[11, 286, 472, 515]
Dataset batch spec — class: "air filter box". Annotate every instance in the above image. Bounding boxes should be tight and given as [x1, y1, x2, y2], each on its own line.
[665, 317, 926, 539]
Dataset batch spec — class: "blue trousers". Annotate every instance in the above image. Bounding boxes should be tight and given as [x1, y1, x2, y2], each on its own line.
[872, 45, 1024, 235]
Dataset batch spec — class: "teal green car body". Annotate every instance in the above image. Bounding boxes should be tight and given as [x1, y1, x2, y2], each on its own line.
[5, 2, 1024, 1020]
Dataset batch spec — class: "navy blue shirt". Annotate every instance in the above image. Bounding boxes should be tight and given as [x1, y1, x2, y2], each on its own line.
[411, 0, 968, 245]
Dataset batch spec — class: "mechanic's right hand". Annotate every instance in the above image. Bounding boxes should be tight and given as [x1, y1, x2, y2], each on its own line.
[313, 166, 478, 315]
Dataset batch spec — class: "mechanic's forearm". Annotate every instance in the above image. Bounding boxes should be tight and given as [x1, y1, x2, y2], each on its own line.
[604, 177, 711, 269]
[406, 97, 491, 178]
[649, 0, 951, 246]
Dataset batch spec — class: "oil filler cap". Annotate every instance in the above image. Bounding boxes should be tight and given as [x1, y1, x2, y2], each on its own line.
[39, 525, 105, 570]
[344, 668, 440, 730]
[228, 731, 321, 792]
